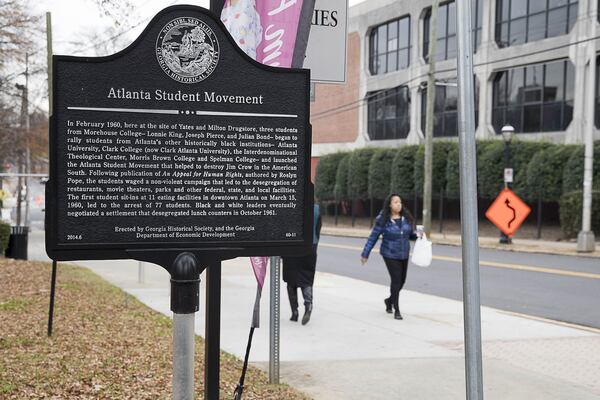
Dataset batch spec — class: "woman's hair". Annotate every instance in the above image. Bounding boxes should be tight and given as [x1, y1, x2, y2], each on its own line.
[379, 193, 414, 227]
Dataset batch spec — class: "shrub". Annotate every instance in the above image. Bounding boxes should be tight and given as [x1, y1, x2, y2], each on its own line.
[511, 141, 553, 196]
[0, 221, 10, 255]
[445, 145, 460, 199]
[562, 142, 600, 194]
[347, 148, 377, 200]
[315, 152, 348, 201]
[334, 154, 351, 201]
[477, 141, 504, 198]
[525, 145, 577, 202]
[559, 191, 600, 238]
[477, 140, 550, 199]
[390, 145, 418, 198]
[368, 148, 396, 199]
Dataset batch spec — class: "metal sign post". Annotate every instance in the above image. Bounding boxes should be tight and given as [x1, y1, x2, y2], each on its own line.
[170, 253, 200, 400]
[269, 256, 281, 384]
[455, 1, 484, 399]
[46, 6, 312, 400]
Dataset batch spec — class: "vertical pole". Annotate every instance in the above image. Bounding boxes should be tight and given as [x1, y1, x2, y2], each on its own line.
[269, 256, 280, 384]
[138, 261, 145, 284]
[171, 253, 200, 400]
[536, 197, 543, 239]
[423, 0, 439, 237]
[577, 11, 596, 252]
[16, 154, 22, 225]
[455, 0, 484, 399]
[47, 12, 53, 118]
[205, 261, 221, 400]
[173, 314, 195, 399]
[24, 53, 30, 227]
[500, 141, 512, 244]
[210, 0, 224, 15]
[25, 148, 30, 226]
[46, 13, 55, 339]
[47, 260, 57, 337]
[438, 188, 444, 233]
[205, 2, 224, 394]
[334, 201, 338, 225]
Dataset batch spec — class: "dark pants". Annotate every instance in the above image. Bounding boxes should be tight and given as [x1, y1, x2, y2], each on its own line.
[287, 285, 313, 310]
[383, 257, 408, 311]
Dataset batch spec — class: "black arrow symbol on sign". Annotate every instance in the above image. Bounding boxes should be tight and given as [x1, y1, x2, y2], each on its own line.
[505, 198, 516, 228]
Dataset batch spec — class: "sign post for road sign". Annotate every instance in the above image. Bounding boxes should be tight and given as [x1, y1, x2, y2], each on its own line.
[485, 188, 531, 238]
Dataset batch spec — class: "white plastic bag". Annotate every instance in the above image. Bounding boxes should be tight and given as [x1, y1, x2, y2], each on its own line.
[411, 234, 432, 267]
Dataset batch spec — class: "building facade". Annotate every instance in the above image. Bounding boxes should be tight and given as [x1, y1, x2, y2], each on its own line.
[310, 0, 600, 168]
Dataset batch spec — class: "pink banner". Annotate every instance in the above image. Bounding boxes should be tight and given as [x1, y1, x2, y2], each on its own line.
[222, 1, 307, 290]
[249, 256, 268, 289]
[221, 0, 304, 67]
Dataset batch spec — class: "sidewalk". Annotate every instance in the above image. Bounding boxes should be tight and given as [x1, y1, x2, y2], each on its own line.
[27, 228, 600, 398]
[322, 225, 600, 258]
[71, 256, 599, 400]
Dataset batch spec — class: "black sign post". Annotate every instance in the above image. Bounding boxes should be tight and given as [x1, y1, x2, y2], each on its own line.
[45, 5, 311, 399]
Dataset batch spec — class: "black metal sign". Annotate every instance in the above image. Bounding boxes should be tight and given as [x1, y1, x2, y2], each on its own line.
[46, 5, 312, 262]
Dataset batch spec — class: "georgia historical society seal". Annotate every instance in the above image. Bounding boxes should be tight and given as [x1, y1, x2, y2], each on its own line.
[156, 17, 220, 84]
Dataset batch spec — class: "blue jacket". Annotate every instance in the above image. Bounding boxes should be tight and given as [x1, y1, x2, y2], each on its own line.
[361, 215, 417, 260]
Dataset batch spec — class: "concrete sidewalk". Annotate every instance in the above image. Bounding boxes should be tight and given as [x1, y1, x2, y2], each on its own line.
[322, 225, 600, 258]
[75, 257, 599, 399]
[27, 228, 600, 398]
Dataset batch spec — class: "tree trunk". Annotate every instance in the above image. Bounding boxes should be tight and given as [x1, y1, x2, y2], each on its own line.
[351, 198, 356, 227]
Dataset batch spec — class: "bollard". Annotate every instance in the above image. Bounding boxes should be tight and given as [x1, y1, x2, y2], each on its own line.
[170, 253, 200, 400]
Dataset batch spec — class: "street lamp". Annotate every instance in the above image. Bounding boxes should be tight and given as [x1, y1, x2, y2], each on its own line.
[500, 124, 514, 244]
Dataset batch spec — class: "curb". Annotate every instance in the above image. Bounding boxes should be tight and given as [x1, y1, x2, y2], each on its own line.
[322, 227, 600, 258]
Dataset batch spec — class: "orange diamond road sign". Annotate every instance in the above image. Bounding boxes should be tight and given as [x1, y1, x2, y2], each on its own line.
[485, 188, 531, 237]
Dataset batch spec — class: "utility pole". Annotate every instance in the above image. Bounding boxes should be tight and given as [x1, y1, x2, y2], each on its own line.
[423, 0, 439, 236]
[15, 54, 29, 227]
[456, 0, 484, 398]
[577, 8, 596, 252]
[24, 53, 31, 227]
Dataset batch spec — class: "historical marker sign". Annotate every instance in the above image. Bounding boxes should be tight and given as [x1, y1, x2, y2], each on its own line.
[46, 6, 312, 261]
[485, 188, 531, 237]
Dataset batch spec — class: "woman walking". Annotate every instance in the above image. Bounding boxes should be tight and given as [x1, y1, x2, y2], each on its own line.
[282, 203, 322, 325]
[361, 194, 420, 320]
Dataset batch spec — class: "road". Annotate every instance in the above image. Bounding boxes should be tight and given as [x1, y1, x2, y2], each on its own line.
[25, 206, 600, 329]
[318, 235, 600, 329]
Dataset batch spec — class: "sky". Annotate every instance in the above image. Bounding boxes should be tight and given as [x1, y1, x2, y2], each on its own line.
[33, 0, 367, 55]
[21, 0, 366, 110]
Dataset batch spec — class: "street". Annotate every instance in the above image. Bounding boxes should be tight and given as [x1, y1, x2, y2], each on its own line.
[27, 203, 600, 330]
[318, 235, 600, 329]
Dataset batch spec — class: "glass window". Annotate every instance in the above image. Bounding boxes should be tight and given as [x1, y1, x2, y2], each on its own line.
[367, 86, 411, 140]
[369, 16, 411, 75]
[493, 59, 575, 133]
[420, 79, 479, 137]
[495, 0, 578, 47]
[423, 0, 483, 62]
[527, 13, 546, 42]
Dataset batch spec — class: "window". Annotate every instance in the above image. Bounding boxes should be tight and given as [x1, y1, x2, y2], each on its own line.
[423, 0, 482, 62]
[495, 0, 578, 48]
[369, 16, 411, 75]
[493, 60, 574, 133]
[420, 80, 479, 137]
[367, 86, 410, 140]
